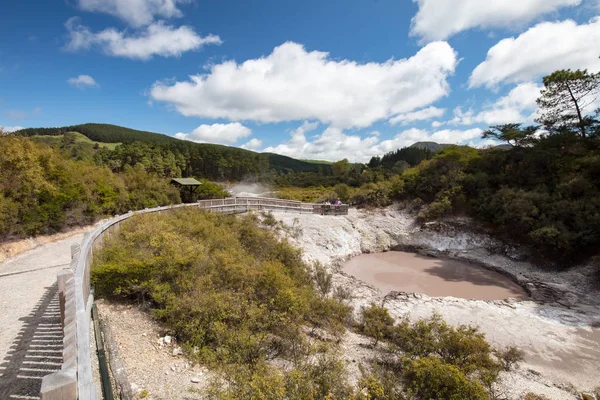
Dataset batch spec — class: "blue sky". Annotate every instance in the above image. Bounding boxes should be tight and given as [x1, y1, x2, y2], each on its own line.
[1, 0, 599, 161]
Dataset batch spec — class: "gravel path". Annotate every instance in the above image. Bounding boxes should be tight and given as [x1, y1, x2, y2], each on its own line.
[0, 232, 84, 399]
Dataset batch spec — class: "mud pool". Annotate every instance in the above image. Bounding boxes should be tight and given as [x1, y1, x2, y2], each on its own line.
[343, 251, 529, 300]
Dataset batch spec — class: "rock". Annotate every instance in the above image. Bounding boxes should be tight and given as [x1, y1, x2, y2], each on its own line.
[581, 393, 596, 400]
[170, 365, 176, 372]
[172, 346, 183, 356]
[191, 377, 200, 383]
[163, 335, 172, 345]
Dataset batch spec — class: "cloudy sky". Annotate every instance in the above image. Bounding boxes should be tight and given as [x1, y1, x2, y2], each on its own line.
[1, 0, 599, 161]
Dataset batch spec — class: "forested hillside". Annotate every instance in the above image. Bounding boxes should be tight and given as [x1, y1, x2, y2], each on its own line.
[14, 123, 333, 181]
[0, 136, 181, 240]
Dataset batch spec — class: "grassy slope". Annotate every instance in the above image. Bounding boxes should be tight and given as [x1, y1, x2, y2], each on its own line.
[30, 131, 121, 150]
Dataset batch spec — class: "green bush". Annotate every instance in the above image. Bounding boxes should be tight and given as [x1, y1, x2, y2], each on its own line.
[277, 186, 338, 203]
[194, 179, 230, 200]
[403, 356, 488, 400]
[92, 210, 350, 369]
[358, 312, 523, 400]
[360, 304, 394, 346]
[313, 263, 333, 298]
[210, 346, 354, 400]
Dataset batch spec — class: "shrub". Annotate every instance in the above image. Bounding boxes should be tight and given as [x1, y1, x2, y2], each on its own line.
[356, 364, 402, 400]
[210, 347, 354, 400]
[313, 263, 333, 297]
[359, 312, 522, 399]
[351, 182, 393, 208]
[260, 211, 278, 227]
[277, 186, 337, 203]
[523, 393, 551, 400]
[496, 346, 525, 371]
[360, 304, 394, 346]
[333, 183, 354, 203]
[195, 179, 230, 200]
[402, 356, 488, 400]
[92, 210, 350, 368]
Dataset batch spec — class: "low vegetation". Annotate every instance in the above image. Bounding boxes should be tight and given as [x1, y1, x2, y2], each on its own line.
[92, 210, 352, 393]
[358, 304, 524, 400]
[92, 210, 523, 399]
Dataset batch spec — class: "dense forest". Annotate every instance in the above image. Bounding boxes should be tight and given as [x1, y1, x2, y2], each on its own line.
[0, 136, 182, 240]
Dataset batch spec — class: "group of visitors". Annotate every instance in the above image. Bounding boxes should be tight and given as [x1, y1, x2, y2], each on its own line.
[324, 199, 343, 206]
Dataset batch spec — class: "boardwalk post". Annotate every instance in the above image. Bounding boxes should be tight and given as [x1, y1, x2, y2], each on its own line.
[57, 269, 74, 329]
[40, 368, 77, 400]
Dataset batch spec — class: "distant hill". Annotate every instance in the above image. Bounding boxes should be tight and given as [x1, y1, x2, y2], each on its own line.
[410, 141, 453, 152]
[301, 159, 334, 165]
[13, 123, 333, 179]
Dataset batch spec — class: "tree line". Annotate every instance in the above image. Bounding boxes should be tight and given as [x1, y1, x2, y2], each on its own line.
[14, 123, 334, 181]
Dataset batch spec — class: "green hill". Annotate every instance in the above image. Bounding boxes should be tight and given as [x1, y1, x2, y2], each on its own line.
[13, 123, 333, 180]
[410, 141, 453, 152]
[31, 131, 120, 150]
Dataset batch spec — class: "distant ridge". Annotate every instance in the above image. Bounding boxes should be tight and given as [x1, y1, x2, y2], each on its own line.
[12, 123, 333, 176]
[410, 141, 453, 152]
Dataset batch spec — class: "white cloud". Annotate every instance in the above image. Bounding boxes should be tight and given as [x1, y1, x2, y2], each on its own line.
[150, 41, 458, 129]
[411, 0, 581, 41]
[65, 17, 221, 60]
[263, 122, 483, 162]
[428, 128, 484, 143]
[174, 122, 251, 144]
[0, 125, 25, 133]
[389, 106, 446, 125]
[470, 18, 600, 88]
[451, 82, 542, 125]
[67, 74, 99, 89]
[76, 0, 189, 27]
[431, 121, 443, 128]
[241, 138, 263, 150]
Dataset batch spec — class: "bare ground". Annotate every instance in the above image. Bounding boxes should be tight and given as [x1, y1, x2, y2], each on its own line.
[96, 300, 213, 400]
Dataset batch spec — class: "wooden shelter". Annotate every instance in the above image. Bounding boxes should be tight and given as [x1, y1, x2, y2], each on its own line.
[171, 178, 202, 202]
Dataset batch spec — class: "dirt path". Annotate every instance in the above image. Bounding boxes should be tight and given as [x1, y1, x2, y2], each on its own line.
[0, 231, 84, 399]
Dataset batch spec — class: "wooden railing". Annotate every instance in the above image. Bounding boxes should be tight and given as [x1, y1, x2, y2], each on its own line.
[39, 197, 346, 399]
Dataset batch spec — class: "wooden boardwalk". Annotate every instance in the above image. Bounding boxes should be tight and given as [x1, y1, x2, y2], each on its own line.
[39, 196, 347, 399]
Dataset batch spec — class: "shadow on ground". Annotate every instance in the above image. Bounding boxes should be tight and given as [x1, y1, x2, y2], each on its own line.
[0, 283, 62, 399]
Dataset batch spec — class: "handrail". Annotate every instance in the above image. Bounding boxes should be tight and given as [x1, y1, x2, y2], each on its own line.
[40, 196, 347, 399]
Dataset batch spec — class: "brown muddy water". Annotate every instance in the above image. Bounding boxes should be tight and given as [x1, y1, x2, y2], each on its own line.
[343, 251, 528, 300]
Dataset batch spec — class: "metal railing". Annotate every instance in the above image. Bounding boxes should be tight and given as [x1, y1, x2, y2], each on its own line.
[39, 197, 345, 399]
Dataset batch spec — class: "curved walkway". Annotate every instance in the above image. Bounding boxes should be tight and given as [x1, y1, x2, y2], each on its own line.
[0, 233, 84, 399]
